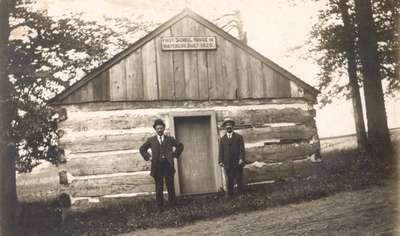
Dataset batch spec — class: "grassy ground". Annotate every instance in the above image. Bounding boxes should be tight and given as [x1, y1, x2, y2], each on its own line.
[118, 181, 398, 236]
[16, 130, 400, 235]
[16, 149, 396, 236]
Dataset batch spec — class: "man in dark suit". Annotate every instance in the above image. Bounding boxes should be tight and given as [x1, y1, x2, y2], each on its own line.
[218, 118, 246, 196]
[139, 119, 184, 208]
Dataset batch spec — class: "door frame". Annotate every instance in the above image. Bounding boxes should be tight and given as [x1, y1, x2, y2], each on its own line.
[168, 110, 223, 196]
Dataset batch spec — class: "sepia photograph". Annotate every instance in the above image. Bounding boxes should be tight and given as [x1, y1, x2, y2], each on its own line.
[0, 0, 399, 235]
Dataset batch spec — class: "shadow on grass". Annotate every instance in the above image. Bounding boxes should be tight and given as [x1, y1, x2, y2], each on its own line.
[16, 147, 396, 236]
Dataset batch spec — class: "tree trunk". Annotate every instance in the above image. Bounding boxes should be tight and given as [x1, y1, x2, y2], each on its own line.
[0, 0, 17, 235]
[337, 0, 368, 154]
[354, 0, 393, 158]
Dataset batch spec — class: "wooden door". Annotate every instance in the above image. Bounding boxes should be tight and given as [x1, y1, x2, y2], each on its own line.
[174, 116, 216, 194]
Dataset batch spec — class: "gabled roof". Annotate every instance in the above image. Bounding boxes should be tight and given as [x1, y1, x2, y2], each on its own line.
[49, 8, 319, 104]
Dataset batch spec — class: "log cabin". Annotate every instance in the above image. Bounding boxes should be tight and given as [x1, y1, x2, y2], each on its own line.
[18, 9, 321, 204]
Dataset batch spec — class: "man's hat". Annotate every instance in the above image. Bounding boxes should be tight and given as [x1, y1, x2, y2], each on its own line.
[222, 118, 235, 127]
[153, 119, 166, 128]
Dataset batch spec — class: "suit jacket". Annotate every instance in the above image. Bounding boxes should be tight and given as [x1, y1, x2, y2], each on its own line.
[139, 135, 184, 177]
[218, 132, 245, 173]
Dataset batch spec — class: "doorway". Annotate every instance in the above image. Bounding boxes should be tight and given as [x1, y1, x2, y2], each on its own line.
[169, 111, 222, 195]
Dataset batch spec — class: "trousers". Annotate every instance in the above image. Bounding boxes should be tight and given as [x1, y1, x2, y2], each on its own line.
[153, 159, 176, 207]
[225, 168, 244, 196]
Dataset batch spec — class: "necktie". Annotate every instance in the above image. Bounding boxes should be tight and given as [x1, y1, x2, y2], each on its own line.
[159, 136, 165, 159]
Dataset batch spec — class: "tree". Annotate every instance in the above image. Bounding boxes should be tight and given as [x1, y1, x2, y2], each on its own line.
[354, 0, 393, 158]
[309, 0, 399, 101]
[9, 4, 114, 171]
[8, 1, 158, 172]
[1, 1, 159, 232]
[306, 0, 368, 153]
[0, 0, 17, 234]
[337, 0, 367, 154]
[306, 0, 398, 157]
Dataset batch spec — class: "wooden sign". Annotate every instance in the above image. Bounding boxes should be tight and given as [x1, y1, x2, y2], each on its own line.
[161, 36, 217, 51]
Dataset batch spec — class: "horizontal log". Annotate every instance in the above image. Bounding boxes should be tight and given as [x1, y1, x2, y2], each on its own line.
[61, 125, 316, 154]
[65, 171, 154, 197]
[16, 169, 61, 202]
[223, 125, 316, 143]
[246, 143, 318, 163]
[216, 107, 314, 127]
[60, 106, 314, 132]
[56, 98, 311, 112]
[243, 159, 322, 183]
[60, 150, 150, 176]
[60, 129, 159, 153]
[59, 111, 169, 132]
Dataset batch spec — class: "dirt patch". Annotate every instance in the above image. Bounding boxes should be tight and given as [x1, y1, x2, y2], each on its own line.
[118, 182, 398, 236]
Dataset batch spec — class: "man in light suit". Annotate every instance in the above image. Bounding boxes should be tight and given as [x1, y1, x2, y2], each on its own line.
[139, 119, 184, 208]
[218, 118, 246, 196]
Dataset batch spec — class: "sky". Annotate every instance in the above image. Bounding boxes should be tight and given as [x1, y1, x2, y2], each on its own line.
[35, 0, 400, 137]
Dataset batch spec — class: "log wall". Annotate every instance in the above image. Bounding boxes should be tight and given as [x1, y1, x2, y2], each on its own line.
[20, 99, 316, 205]
[17, 99, 321, 205]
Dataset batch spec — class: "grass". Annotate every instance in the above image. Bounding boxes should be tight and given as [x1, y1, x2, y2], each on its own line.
[16, 129, 400, 236]
[16, 145, 396, 236]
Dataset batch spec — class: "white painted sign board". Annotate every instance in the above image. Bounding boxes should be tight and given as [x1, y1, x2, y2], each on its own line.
[161, 36, 217, 50]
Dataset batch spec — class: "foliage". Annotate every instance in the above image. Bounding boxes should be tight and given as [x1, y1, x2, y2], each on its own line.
[306, 0, 399, 105]
[9, 101, 57, 172]
[9, 1, 158, 172]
